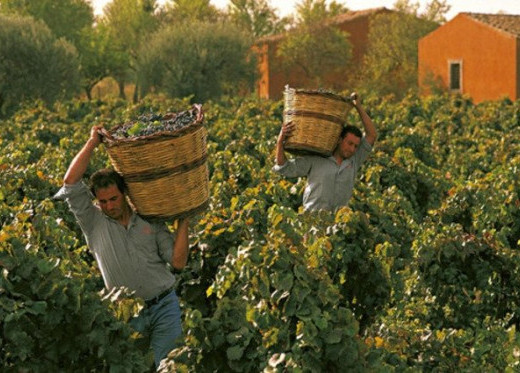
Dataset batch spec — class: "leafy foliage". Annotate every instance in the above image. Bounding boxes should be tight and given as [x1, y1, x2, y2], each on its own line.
[99, 0, 160, 101]
[160, 0, 221, 24]
[0, 14, 80, 117]
[0, 198, 149, 371]
[277, 0, 352, 87]
[3, 91, 520, 371]
[227, 0, 290, 37]
[0, 0, 94, 45]
[362, 11, 438, 98]
[137, 21, 258, 102]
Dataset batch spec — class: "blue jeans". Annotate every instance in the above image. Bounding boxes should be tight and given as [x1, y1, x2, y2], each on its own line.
[129, 290, 182, 368]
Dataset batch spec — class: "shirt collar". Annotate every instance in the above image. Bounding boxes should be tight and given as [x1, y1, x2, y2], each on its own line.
[103, 209, 138, 228]
[327, 155, 353, 166]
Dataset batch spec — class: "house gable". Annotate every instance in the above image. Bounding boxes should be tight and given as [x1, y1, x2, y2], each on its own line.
[419, 13, 520, 103]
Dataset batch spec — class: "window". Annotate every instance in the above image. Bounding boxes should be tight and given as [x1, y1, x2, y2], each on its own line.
[449, 60, 462, 91]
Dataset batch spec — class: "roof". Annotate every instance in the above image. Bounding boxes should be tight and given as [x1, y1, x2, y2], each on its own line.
[463, 12, 520, 38]
[327, 7, 391, 25]
[256, 7, 391, 44]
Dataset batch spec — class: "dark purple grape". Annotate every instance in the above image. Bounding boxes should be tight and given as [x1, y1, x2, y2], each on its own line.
[110, 107, 200, 140]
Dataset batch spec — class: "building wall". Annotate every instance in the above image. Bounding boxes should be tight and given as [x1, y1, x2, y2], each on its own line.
[337, 14, 373, 65]
[517, 38, 520, 100]
[419, 14, 519, 103]
[252, 42, 271, 99]
[255, 9, 391, 100]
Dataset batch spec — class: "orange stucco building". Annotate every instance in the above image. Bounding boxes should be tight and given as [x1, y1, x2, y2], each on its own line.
[254, 7, 392, 100]
[419, 13, 520, 103]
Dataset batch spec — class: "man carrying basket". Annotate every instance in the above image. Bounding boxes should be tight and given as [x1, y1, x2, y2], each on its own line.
[55, 125, 190, 369]
[274, 93, 377, 211]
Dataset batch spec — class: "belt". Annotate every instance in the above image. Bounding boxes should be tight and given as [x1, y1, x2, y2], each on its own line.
[145, 286, 174, 308]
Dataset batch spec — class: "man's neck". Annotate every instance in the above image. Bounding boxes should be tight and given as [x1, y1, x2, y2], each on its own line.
[118, 209, 132, 227]
[108, 203, 132, 228]
[332, 149, 343, 165]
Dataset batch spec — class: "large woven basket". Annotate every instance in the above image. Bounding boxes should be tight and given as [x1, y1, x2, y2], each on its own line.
[101, 105, 209, 222]
[283, 86, 353, 156]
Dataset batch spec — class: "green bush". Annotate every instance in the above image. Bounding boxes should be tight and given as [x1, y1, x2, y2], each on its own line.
[0, 14, 80, 117]
[2, 92, 520, 370]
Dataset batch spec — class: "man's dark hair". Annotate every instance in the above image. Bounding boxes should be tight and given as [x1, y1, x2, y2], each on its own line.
[89, 168, 127, 197]
[340, 125, 362, 139]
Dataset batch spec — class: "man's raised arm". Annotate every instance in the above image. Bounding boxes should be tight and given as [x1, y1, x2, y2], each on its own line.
[351, 96, 377, 146]
[276, 121, 295, 166]
[171, 218, 190, 270]
[63, 126, 102, 185]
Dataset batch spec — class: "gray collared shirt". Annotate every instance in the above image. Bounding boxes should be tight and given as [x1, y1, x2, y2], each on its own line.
[273, 137, 372, 211]
[54, 182, 175, 300]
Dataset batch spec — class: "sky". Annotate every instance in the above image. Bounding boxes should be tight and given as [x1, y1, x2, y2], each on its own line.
[91, 0, 520, 21]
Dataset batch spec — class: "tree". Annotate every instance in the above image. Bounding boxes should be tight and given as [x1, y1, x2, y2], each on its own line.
[0, 14, 80, 117]
[159, 0, 221, 24]
[0, 0, 94, 46]
[100, 0, 159, 101]
[137, 21, 257, 102]
[226, 0, 289, 37]
[422, 0, 451, 23]
[276, 0, 352, 88]
[393, 0, 450, 23]
[360, 0, 444, 98]
[0, 0, 125, 101]
[293, 0, 348, 24]
[76, 23, 126, 100]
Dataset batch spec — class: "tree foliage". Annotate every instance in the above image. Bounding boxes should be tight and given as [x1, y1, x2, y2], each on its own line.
[293, 0, 348, 24]
[0, 0, 122, 102]
[421, 0, 451, 23]
[277, 0, 352, 87]
[100, 0, 159, 100]
[160, 0, 221, 23]
[361, 9, 438, 98]
[137, 21, 258, 102]
[360, 0, 450, 98]
[0, 14, 80, 117]
[394, 0, 451, 23]
[0, 0, 94, 45]
[226, 0, 289, 37]
[76, 24, 124, 100]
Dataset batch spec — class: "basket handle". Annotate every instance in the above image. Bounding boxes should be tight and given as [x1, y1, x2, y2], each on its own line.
[347, 92, 358, 103]
[97, 127, 113, 143]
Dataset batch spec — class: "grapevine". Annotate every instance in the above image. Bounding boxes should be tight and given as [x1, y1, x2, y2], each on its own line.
[110, 105, 201, 139]
[3, 93, 520, 372]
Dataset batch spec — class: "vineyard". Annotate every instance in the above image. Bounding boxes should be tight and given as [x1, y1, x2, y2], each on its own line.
[2, 92, 520, 372]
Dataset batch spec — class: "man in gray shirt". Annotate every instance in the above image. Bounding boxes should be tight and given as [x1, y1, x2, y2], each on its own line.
[273, 94, 377, 211]
[55, 125, 190, 369]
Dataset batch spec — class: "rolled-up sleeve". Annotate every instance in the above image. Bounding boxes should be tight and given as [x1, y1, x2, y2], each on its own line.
[155, 223, 175, 264]
[353, 137, 373, 170]
[54, 182, 100, 234]
[272, 157, 313, 178]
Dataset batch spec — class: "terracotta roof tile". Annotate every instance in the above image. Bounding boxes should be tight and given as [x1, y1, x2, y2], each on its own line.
[464, 12, 520, 38]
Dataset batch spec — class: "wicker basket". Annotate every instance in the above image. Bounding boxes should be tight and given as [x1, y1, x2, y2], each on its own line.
[101, 105, 209, 221]
[283, 86, 353, 156]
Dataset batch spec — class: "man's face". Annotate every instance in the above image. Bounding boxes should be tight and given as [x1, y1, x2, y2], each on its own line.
[338, 133, 361, 159]
[95, 184, 129, 220]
